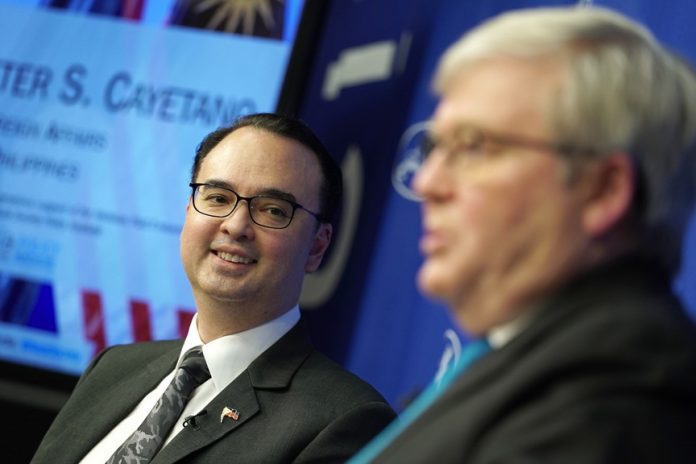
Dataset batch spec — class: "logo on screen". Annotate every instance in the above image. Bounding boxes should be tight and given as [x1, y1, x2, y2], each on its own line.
[392, 121, 430, 201]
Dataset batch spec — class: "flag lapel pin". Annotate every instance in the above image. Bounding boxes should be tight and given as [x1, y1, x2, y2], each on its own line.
[220, 406, 240, 422]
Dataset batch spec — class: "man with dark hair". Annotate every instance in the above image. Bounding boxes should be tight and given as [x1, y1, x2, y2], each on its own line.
[192, 113, 344, 226]
[33, 113, 394, 464]
[351, 6, 696, 464]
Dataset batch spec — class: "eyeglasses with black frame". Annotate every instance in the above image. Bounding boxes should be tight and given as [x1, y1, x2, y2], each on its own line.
[189, 183, 323, 229]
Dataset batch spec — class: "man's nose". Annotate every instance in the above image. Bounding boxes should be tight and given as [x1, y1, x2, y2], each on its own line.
[413, 150, 452, 202]
[219, 199, 256, 239]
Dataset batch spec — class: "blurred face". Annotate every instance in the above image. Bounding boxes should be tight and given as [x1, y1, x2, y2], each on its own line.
[414, 58, 591, 334]
[180, 126, 331, 322]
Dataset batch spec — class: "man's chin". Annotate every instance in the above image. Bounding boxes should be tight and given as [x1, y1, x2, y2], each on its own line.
[417, 263, 450, 300]
[194, 278, 251, 304]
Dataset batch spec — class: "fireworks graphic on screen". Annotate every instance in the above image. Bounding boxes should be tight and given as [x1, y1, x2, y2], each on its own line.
[194, 0, 280, 34]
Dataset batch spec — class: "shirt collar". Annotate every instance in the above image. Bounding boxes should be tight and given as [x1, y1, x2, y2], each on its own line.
[179, 306, 300, 393]
[487, 307, 537, 349]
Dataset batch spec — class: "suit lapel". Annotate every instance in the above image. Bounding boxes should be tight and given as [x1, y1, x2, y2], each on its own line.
[63, 343, 181, 463]
[154, 371, 261, 463]
[153, 324, 314, 464]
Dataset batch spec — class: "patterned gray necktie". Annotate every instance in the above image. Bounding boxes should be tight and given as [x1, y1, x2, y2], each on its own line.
[106, 346, 211, 464]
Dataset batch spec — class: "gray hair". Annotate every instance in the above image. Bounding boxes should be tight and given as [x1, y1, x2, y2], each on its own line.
[435, 6, 696, 275]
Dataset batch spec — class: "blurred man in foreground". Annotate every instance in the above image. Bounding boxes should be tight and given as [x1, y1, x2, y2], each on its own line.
[352, 6, 696, 463]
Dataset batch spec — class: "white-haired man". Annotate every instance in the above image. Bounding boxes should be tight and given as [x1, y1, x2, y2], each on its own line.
[352, 6, 696, 464]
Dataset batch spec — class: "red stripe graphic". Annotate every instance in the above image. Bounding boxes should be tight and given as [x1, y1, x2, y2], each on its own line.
[123, 0, 144, 20]
[177, 309, 195, 338]
[130, 299, 152, 342]
[82, 290, 106, 356]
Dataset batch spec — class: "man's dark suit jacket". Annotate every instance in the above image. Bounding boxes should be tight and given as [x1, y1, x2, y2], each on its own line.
[373, 255, 696, 463]
[32, 323, 395, 463]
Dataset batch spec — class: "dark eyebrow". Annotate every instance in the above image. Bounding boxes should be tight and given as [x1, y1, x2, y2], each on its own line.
[256, 188, 297, 203]
[202, 179, 297, 203]
[204, 179, 234, 189]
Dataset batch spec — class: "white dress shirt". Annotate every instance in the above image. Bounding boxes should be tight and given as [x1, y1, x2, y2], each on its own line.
[488, 307, 538, 349]
[79, 306, 300, 464]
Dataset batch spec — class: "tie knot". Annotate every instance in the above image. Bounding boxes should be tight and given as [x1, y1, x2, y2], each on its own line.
[180, 346, 211, 385]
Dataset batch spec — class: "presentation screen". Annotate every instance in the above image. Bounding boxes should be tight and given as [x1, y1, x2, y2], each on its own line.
[0, 0, 305, 375]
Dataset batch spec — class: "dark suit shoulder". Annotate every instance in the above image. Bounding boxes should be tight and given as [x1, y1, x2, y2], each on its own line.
[529, 263, 696, 387]
[78, 339, 182, 384]
[254, 349, 395, 463]
[249, 323, 392, 417]
[92, 339, 182, 367]
[375, 259, 696, 464]
[298, 349, 393, 406]
[31, 340, 184, 464]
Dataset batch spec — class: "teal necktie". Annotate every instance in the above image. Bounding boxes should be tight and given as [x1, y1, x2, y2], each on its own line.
[349, 338, 491, 464]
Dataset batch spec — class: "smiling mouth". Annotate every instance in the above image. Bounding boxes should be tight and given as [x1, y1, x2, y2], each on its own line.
[215, 251, 257, 264]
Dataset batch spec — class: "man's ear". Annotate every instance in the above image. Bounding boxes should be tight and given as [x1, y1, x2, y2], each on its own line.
[580, 153, 636, 238]
[305, 223, 333, 272]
